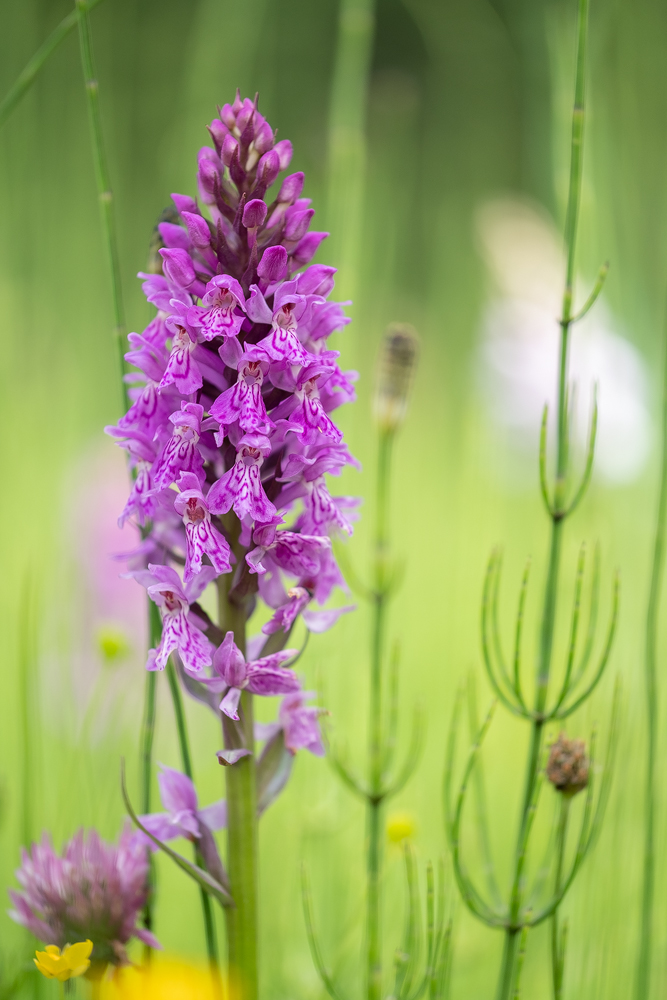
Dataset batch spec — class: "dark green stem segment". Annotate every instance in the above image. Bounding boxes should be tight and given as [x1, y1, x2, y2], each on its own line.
[366, 428, 393, 1000]
[75, 0, 127, 410]
[636, 300, 667, 999]
[495, 0, 589, 995]
[139, 602, 161, 954]
[166, 659, 221, 984]
[551, 797, 571, 1000]
[216, 562, 258, 1000]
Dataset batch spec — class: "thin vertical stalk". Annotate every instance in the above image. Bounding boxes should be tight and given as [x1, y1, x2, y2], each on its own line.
[216, 561, 258, 1000]
[551, 797, 571, 1000]
[0, 0, 104, 129]
[367, 428, 394, 1000]
[139, 601, 161, 955]
[75, 0, 127, 410]
[636, 299, 667, 999]
[326, 0, 376, 305]
[166, 659, 221, 986]
[495, 0, 589, 995]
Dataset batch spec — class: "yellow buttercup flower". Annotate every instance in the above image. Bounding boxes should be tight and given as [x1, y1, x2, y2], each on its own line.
[386, 811, 416, 843]
[34, 940, 93, 981]
[100, 957, 222, 1000]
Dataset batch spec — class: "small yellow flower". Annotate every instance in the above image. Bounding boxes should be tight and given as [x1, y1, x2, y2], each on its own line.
[386, 811, 416, 843]
[96, 625, 130, 664]
[34, 940, 93, 981]
[100, 957, 221, 999]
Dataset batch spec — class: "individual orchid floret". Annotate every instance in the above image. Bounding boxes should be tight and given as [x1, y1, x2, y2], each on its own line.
[138, 563, 214, 676]
[138, 765, 226, 847]
[173, 472, 233, 582]
[246, 526, 331, 577]
[158, 312, 203, 395]
[207, 433, 277, 522]
[298, 476, 357, 536]
[208, 631, 300, 720]
[246, 284, 311, 366]
[287, 368, 343, 444]
[191, 275, 246, 341]
[279, 690, 325, 756]
[152, 403, 205, 491]
[9, 828, 159, 967]
[209, 355, 274, 436]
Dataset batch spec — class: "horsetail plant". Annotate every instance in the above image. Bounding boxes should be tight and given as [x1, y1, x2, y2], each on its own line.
[445, 0, 620, 996]
[303, 325, 453, 1000]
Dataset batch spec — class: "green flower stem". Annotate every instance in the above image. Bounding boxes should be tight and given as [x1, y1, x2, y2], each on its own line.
[551, 797, 571, 1000]
[222, 693, 258, 1000]
[0, 0, 104, 130]
[636, 300, 667, 998]
[139, 601, 161, 956]
[75, 0, 127, 411]
[326, 0, 376, 304]
[495, 0, 589, 995]
[367, 427, 394, 1000]
[166, 659, 221, 986]
[216, 555, 258, 1000]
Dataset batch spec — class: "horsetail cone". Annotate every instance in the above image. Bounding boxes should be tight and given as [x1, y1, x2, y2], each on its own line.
[373, 323, 419, 432]
[546, 733, 589, 796]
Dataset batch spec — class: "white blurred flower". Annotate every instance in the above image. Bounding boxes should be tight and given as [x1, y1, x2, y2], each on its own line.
[476, 197, 651, 484]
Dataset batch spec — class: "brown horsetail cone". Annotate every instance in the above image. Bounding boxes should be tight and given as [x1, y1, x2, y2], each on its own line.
[373, 323, 419, 431]
[546, 733, 589, 796]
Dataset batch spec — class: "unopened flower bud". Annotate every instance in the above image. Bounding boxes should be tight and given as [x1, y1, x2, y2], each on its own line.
[221, 134, 239, 168]
[373, 323, 419, 431]
[257, 245, 288, 283]
[291, 231, 328, 266]
[285, 208, 314, 242]
[273, 139, 293, 170]
[181, 210, 212, 250]
[208, 118, 229, 152]
[256, 149, 281, 188]
[254, 121, 274, 155]
[243, 199, 268, 229]
[277, 172, 304, 205]
[546, 733, 589, 796]
[159, 248, 196, 289]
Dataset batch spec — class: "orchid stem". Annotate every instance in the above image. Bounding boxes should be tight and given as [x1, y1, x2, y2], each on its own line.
[216, 572, 258, 1000]
[636, 293, 667, 999]
[75, 0, 127, 412]
[495, 0, 590, 994]
[139, 601, 161, 960]
[166, 658, 221, 984]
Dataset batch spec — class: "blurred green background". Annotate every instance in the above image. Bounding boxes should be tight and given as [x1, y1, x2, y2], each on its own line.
[2, 0, 667, 996]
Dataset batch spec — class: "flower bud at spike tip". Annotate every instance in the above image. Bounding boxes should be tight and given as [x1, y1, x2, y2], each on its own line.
[373, 323, 419, 431]
[257, 245, 288, 282]
[159, 248, 196, 289]
[274, 139, 293, 170]
[546, 733, 589, 796]
[278, 172, 305, 204]
[181, 211, 211, 249]
[243, 199, 268, 229]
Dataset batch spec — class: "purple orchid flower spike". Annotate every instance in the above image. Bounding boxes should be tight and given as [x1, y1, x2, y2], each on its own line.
[209, 631, 300, 720]
[173, 472, 233, 582]
[137, 563, 214, 676]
